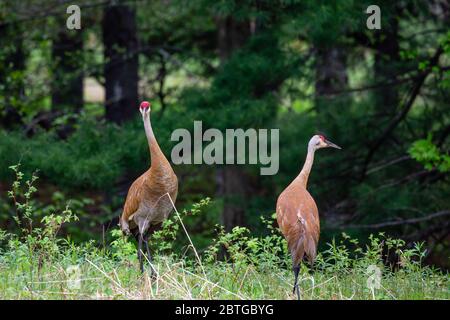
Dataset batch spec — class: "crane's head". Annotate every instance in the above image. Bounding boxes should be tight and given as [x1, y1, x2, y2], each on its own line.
[139, 101, 151, 117]
[309, 134, 341, 151]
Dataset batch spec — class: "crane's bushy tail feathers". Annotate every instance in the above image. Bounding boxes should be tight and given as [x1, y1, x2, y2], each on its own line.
[305, 235, 317, 263]
[287, 223, 306, 266]
[289, 232, 317, 266]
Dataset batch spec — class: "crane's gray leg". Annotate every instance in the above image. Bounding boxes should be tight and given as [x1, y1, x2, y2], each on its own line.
[138, 234, 144, 273]
[292, 265, 301, 300]
[143, 233, 155, 279]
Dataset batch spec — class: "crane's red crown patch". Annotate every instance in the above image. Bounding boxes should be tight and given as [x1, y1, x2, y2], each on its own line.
[140, 101, 151, 109]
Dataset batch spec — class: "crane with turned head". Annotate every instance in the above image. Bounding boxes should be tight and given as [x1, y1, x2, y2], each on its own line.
[276, 134, 341, 300]
[120, 101, 178, 276]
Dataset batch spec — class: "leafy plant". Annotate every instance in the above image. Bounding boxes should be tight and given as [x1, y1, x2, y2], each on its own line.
[409, 135, 450, 172]
[5, 163, 78, 261]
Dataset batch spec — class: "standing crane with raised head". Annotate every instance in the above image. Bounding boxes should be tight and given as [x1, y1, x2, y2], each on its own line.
[120, 101, 178, 275]
[276, 134, 341, 299]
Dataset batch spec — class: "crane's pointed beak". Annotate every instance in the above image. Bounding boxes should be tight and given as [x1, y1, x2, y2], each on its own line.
[325, 139, 342, 149]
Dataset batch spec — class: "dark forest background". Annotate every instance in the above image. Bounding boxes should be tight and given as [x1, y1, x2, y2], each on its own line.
[0, 0, 449, 268]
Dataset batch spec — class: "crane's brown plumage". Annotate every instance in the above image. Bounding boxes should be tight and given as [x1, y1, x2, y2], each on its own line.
[277, 182, 320, 266]
[276, 134, 340, 299]
[120, 101, 178, 274]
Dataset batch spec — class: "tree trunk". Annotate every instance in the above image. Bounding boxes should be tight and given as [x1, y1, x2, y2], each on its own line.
[0, 22, 25, 129]
[314, 46, 348, 113]
[102, 3, 138, 124]
[216, 16, 251, 61]
[373, 18, 399, 113]
[218, 166, 248, 231]
[215, 16, 252, 232]
[51, 29, 83, 112]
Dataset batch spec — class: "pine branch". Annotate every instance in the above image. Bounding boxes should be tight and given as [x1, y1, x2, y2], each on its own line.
[343, 210, 450, 229]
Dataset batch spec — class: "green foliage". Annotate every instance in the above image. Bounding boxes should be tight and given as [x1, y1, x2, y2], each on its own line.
[110, 229, 136, 262]
[1, 220, 447, 299]
[0, 118, 145, 189]
[0, 170, 447, 299]
[7, 163, 39, 233]
[204, 214, 288, 271]
[181, 32, 288, 131]
[0, 0, 449, 275]
[3, 164, 79, 270]
[409, 135, 450, 173]
[150, 197, 212, 255]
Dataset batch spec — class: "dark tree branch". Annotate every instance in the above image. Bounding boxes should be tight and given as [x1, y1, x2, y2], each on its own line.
[366, 155, 412, 175]
[24, 110, 64, 136]
[342, 210, 450, 229]
[360, 46, 444, 179]
[437, 125, 450, 147]
[318, 74, 414, 97]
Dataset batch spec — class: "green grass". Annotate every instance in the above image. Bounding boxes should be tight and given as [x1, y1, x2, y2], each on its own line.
[0, 164, 448, 300]
[0, 240, 448, 300]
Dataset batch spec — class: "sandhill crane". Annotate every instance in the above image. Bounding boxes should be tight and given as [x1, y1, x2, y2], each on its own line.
[276, 134, 341, 299]
[119, 101, 178, 275]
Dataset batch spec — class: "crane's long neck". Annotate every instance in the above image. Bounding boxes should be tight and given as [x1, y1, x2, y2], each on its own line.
[296, 145, 315, 188]
[143, 114, 169, 169]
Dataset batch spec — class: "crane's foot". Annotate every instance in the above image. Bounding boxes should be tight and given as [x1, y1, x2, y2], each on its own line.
[292, 265, 301, 300]
[293, 284, 301, 300]
[146, 258, 157, 281]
